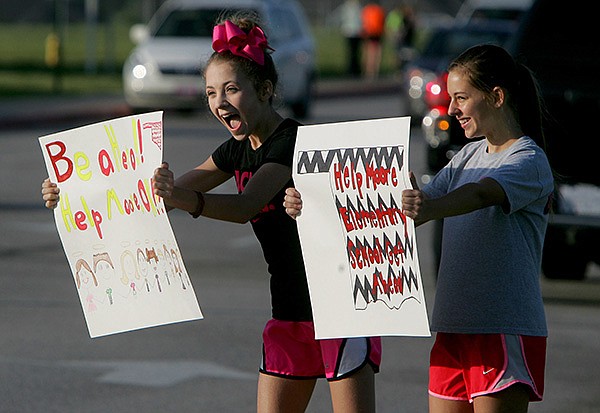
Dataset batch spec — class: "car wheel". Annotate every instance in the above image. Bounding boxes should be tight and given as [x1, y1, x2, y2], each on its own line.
[541, 227, 587, 280]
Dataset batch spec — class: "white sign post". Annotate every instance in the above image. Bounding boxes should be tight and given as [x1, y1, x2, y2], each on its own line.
[39, 112, 203, 338]
[293, 117, 430, 339]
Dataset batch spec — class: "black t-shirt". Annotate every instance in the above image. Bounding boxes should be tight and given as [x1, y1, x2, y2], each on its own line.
[211, 119, 313, 321]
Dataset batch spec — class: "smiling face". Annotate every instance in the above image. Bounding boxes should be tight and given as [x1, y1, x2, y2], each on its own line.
[447, 68, 498, 140]
[205, 60, 268, 142]
[77, 264, 95, 289]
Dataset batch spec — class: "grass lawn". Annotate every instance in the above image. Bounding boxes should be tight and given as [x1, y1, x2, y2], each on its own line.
[0, 23, 131, 96]
[0, 23, 397, 97]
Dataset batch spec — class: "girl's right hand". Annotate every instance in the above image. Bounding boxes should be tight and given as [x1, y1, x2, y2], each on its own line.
[41, 178, 60, 209]
[284, 187, 303, 219]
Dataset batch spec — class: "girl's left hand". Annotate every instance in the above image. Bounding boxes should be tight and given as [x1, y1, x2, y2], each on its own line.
[153, 162, 175, 200]
[402, 172, 423, 221]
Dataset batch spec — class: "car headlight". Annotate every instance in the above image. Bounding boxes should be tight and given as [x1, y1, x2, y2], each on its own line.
[132, 64, 147, 79]
[125, 51, 156, 78]
[124, 51, 157, 93]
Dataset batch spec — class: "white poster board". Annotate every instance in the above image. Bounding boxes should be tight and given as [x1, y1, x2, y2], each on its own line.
[293, 117, 430, 339]
[39, 112, 203, 338]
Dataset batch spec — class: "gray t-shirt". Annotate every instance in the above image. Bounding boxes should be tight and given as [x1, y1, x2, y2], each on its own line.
[423, 137, 553, 336]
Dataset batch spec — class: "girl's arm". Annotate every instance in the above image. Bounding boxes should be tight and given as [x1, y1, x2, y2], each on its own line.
[402, 174, 507, 226]
[174, 157, 233, 193]
[153, 156, 232, 213]
[202, 162, 292, 223]
[154, 158, 292, 223]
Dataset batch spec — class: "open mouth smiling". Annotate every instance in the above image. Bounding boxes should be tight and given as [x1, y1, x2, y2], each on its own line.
[222, 113, 242, 131]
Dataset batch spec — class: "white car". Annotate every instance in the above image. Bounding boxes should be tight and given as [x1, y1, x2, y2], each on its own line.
[122, 0, 316, 118]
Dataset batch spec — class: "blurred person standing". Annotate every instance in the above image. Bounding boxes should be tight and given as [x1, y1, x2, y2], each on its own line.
[361, 1, 386, 79]
[336, 0, 363, 77]
[385, 4, 403, 56]
[386, 3, 417, 73]
[397, 4, 416, 69]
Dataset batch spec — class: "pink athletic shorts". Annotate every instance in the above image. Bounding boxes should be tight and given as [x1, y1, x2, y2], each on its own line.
[260, 319, 381, 381]
[429, 332, 545, 402]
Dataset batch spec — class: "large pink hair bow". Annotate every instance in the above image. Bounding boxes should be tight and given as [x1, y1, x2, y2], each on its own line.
[212, 20, 273, 65]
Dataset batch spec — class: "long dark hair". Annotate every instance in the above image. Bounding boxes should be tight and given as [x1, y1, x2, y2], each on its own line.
[448, 44, 546, 151]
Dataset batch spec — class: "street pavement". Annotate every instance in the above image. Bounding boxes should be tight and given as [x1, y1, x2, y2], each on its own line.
[1, 77, 600, 412]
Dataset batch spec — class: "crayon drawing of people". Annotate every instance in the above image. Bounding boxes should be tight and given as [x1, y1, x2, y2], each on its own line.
[93, 252, 116, 305]
[171, 248, 187, 290]
[136, 247, 151, 293]
[159, 244, 173, 287]
[146, 247, 162, 293]
[75, 258, 99, 312]
[120, 249, 140, 296]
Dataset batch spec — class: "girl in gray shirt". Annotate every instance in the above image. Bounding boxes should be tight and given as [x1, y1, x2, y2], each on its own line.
[402, 44, 553, 412]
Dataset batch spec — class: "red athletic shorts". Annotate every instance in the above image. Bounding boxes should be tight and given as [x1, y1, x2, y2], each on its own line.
[260, 319, 381, 381]
[429, 333, 545, 402]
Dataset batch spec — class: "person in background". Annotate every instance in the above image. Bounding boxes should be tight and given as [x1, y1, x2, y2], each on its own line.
[285, 44, 553, 413]
[361, 1, 386, 79]
[384, 4, 403, 71]
[397, 4, 416, 70]
[42, 11, 381, 413]
[385, 3, 416, 73]
[337, 0, 363, 77]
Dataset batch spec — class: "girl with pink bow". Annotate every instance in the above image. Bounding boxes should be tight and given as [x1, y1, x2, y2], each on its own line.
[151, 12, 381, 413]
[40, 11, 381, 412]
[42, 12, 381, 412]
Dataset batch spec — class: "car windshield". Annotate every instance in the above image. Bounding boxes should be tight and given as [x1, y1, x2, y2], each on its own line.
[470, 9, 524, 21]
[154, 8, 246, 37]
[423, 28, 512, 58]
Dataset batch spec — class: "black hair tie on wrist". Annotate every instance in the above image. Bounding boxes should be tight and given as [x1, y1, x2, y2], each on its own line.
[190, 191, 205, 218]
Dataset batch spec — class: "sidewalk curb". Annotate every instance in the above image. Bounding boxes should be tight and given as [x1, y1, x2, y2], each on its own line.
[315, 76, 402, 99]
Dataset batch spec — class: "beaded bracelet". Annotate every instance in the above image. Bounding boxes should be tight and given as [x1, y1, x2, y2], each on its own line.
[190, 191, 205, 218]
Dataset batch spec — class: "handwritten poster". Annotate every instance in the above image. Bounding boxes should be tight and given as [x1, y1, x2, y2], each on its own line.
[39, 112, 203, 338]
[293, 117, 430, 339]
